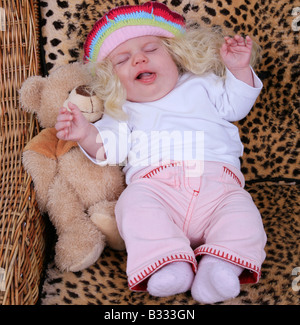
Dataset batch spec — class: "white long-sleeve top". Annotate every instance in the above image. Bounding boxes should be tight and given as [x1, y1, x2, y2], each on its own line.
[80, 68, 263, 184]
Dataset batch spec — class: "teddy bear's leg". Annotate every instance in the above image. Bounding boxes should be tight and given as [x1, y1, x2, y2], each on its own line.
[22, 151, 57, 213]
[89, 201, 125, 251]
[47, 176, 106, 272]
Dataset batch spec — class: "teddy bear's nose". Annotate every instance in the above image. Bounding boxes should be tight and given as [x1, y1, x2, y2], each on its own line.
[76, 85, 94, 97]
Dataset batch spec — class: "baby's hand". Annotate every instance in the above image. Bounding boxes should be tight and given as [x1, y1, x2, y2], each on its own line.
[55, 102, 90, 141]
[220, 35, 254, 86]
[220, 35, 252, 72]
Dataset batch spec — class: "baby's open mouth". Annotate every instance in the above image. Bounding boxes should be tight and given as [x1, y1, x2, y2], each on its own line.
[135, 72, 156, 82]
[136, 72, 153, 80]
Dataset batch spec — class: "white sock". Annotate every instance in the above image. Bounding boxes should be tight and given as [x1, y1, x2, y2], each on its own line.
[147, 262, 194, 297]
[191, 255, 243, 304]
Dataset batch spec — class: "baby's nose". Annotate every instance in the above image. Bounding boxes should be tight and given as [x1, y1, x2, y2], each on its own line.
[133, 53, 148, 65]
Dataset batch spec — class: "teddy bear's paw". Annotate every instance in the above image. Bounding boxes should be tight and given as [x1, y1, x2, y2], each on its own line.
[68, 242, 104, 272]
[55, 230, 106, 272]
[91, 213, 125, 251]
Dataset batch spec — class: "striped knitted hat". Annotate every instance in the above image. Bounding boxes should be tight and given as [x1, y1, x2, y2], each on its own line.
[83, 1, 186, 63]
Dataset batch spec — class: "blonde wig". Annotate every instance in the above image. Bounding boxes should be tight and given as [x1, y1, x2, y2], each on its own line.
[89, 24, 261, 120]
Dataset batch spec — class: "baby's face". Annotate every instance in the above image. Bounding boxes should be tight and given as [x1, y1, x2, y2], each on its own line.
[108, 36, 179, 103]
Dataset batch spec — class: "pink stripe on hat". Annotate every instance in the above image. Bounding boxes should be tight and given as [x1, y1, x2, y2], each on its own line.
[97, 25, 174, 61]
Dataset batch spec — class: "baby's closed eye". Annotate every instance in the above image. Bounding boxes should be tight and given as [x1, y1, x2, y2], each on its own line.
[114, 54, 130, 65]
[143, 43, 159, 53]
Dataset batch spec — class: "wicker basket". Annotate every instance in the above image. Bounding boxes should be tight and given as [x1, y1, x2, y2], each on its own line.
[0, 0, 46, 305]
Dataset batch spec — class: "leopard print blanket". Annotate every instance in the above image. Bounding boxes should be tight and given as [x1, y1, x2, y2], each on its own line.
[39, 0, 299, 305]
[41, 183, 299, 305]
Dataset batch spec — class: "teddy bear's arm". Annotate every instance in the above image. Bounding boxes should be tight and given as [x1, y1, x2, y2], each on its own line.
[47, 176, 105, 271]
[22, 150, 57, 213]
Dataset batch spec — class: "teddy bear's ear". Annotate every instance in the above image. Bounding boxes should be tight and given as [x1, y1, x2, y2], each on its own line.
[19, 76, 46, 113]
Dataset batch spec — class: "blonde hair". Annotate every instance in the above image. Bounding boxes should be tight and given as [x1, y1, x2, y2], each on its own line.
[88, 59, 127, 120]
[163, 24, 261, 78]
[89, 24, 261, 120]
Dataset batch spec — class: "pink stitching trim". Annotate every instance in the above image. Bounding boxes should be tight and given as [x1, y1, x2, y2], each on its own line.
[129, 253, 197, 291]
[194, 245, 261, 282]
[142, 161, 182, 179]
[223, 166, 242, 187]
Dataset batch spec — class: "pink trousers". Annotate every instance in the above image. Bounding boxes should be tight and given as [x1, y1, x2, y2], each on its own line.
[115, 161, 267, 291]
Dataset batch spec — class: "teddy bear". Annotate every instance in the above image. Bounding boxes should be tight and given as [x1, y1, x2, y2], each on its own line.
[19, 62, 126, 272]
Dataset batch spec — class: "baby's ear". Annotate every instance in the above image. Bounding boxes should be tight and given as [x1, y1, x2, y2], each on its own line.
[19, 76, 46, 114]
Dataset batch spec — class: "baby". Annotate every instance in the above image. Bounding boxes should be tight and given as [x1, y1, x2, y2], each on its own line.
[55, 2, 267, 304]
